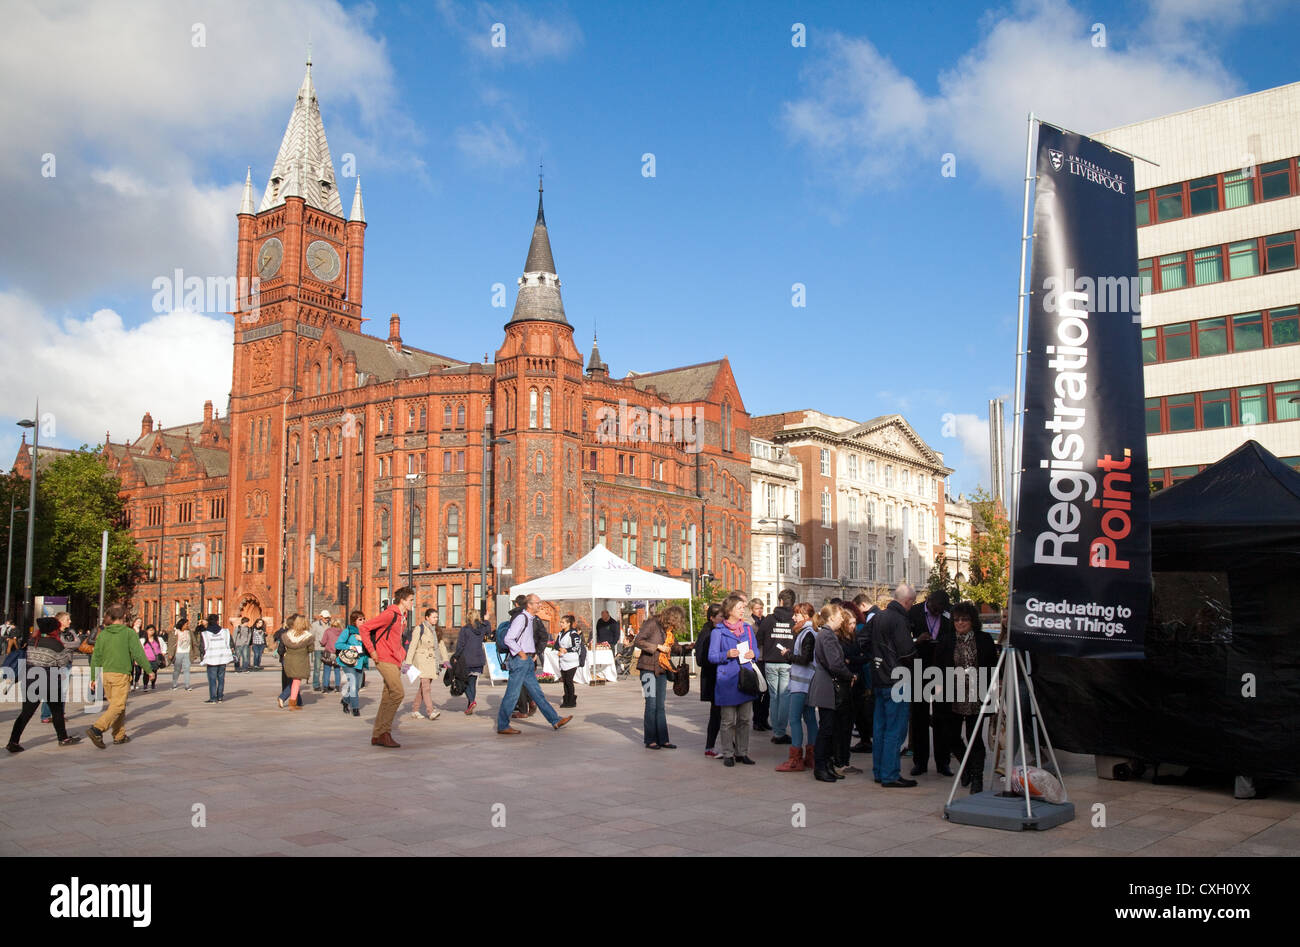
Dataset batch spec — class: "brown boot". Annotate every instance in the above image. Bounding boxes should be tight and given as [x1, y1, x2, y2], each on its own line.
[804, 745, 815, 769]
[775, 746, 804, 772]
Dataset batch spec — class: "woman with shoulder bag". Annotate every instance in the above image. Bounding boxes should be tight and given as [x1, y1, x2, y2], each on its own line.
[633, 605, 688, 749]
[809, 604, 855, 782]
[555, 615, 584, 710]
[776, 603, 818, 773]
[404, 619, 445, 721]
[454, 609, 489, 715]
[694, 603, 724, 757]
[707, 594, 760, 767]
[334, 612, 368, 717]
[140, 625, 163, 691]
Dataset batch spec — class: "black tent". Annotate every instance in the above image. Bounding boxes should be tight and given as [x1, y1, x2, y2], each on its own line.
[1031, 441, 1300, 780]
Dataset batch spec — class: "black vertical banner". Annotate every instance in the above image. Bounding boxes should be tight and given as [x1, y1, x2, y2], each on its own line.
[1011, 123, 1151, 657]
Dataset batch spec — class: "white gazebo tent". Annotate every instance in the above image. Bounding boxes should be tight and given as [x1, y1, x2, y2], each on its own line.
[508, 544, 693, 651]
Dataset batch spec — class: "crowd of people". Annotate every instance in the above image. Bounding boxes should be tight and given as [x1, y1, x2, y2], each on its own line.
[3, 582, 998, 791]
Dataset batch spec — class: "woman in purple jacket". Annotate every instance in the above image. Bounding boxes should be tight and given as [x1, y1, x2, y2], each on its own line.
[707, 593, 760, 767]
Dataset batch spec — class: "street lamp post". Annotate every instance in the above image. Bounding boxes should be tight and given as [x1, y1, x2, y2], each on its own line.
[17, 405, 38, 631]
[480, 408, 509, 616]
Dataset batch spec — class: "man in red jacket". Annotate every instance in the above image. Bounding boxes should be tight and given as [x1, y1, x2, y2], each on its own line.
[359, 586, 414, 748]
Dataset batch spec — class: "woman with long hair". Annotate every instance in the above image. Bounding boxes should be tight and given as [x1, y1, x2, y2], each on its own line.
[555, 614, 583, 709]
[633, 604, 688, 749]
[808, 604, 855, 782]
[776, 602, 818, 772]
[455, 608, 489, 714]
[130, 617, 145, 690]
[693, 602, 724, 756]
[404, 615, 446, 721]
[140, 624, 163, 691]
[278, 615, 313, 710]
[707, 594, 760, 767]
[832, 603, 865, 775]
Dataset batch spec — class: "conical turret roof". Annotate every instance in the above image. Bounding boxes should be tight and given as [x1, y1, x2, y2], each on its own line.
[509, 182, 568, 325]
[259, 55, 343, 216]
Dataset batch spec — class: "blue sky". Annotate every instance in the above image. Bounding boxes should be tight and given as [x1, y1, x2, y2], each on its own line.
[0, 0, 1295, 492]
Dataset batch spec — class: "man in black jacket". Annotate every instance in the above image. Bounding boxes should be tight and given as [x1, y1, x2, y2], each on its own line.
[871, 584, 918, 787]
[595, 609, 620, 650]
[748, 598, 771, 731]
[906, 590, 955, 777]
[755, 589, 796, 745]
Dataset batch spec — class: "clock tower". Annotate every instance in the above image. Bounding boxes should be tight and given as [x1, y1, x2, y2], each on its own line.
[227, 53, 365, 622]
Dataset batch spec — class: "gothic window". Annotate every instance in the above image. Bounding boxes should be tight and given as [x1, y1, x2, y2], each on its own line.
[534, 535, 543, 558]
[419, 406, 426, 431]
[456, 404, 465, 428]
[446, 506, 460, 566]
[408, 407, 416, 432]
[291, 435, 300, 464]
[535, 494, 544, 517]
[535, 452, 544, 475]
[505, 500, 512, 523]
[312, 432, 319, 460]
[505, 458, 512, 481]
[314, 364, 322, 395]
[335, 427, 342, 458]
[566, 490, 573, 512]
[529, 389, 538, 429]
[444, 403, 453, 428]
[543, 388, 552, 429]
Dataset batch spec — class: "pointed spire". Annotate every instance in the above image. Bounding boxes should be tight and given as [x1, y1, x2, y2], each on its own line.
[259, 55, 343, 216]
[509, 180, 567, 325]
[239, 166, 255, 215]
[349, 177, 365, 223]
[587, 329, 608, 375]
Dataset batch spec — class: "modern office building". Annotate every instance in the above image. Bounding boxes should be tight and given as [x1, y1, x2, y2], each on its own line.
[1095, 82, 1300, 489]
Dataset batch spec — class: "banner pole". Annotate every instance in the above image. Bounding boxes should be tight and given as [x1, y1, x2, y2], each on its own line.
[1007, 111, 1037, 630]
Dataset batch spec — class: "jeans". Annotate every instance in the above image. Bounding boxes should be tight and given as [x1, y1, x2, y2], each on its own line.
[234, 644, 250, 671]
[279, 681, 304, 705]
[340, 667, 362, 710]
[251, 643, 265, 667]
[873, 688, 911, 783]
[172, 653, 191, 689]
[717, 701, 752, 759]
[206, 664, 226, 701]
[815, 706, 837, 771]
[465, 672, 478, 705]
[786, 690, 818, 746]
[320, 661, 340, 690]
[496, 655, 560, 730]
[639, 671, 669, 746]
[764, 664, 791, 737]
[310, 650, 323, 688]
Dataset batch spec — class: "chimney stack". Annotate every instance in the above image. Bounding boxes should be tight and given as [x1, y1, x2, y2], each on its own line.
[141, 412, 153, 439]
[388, 313, 401, 346]
[203, 400, 213, 423]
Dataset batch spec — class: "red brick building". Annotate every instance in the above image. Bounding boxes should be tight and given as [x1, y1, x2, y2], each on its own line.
[15, 60, 751, 630]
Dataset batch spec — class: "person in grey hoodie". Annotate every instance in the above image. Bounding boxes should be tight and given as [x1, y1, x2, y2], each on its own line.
[232, 619, 252, 672]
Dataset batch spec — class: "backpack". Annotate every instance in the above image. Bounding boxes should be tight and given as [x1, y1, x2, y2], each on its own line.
[370, 610, 401, 651]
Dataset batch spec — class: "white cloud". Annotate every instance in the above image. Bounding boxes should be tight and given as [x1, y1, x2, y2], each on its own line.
[0, 0, 410, 308]
[0, 291, 232, 466]
[946, 408, 1013, 499]
[784, 0, 1246, 192]
[455, 121, 526, 168]
[436, 0, 584, 64]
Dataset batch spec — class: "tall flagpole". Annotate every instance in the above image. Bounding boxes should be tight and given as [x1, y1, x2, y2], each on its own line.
[1007, 113, 1037, 628]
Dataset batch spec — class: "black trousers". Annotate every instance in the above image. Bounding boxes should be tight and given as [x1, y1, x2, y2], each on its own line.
[752, 662, 770, 728]
[833, 699, 852, 766]
[934, 706, 985, 776]
[9, 699, 68, 745]
[910, 698, 932, 769]
[560, 667, 577, 706]
[814, 706, 837, 771]
[705, 702, 721, 750]
[852, 677, 873, 742]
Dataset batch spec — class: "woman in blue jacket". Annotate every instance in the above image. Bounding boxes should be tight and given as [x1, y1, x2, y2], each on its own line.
[334, 611, 369, 717]
[708, 593, 760, 767]
[454, 609, 490, 714]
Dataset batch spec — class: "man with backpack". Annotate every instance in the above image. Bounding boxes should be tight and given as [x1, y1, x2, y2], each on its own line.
[358, 587, 414, 748]
[496, 594, 572, 735]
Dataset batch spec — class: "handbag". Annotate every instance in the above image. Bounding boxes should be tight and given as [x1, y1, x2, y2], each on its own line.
[337, 647, 361, 667]
[671, 656, 691, 697]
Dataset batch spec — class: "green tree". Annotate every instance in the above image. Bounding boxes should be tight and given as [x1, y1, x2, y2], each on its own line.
[0, 471, 31, 620]
[925, 556, 955, 602]
[28, 448, 145, 622]
[666, 577, 731, 641]
[965, 487, 1009, 612]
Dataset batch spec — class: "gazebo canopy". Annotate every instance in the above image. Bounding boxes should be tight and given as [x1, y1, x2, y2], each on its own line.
[508, 544, 691, 601]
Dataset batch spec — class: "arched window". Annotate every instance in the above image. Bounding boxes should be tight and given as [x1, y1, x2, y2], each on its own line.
[379, 507, 389, 538]
[582, 406, 588, 430]
[411, 506, 422, 568]
[335, 427, 342, 458]
[446, 506, 460, 566]
[408, 407, 416, 432]
[543, 388, 552, 429]
[535, 494, 544, 517]
[566, 490, 572, 512]
[535, 452, 544, 475]
[311, 432, 319, 460]
[504, 500, 512, 523]
[378, 412, 385, 434]
[387, 410, 393, 433]
[314, 363, 321, 395]
[457, 404, 465, 428]
[505, 458, 512, 481]
[504, 542, 512, 566]
[291, 435, 300, 464]
[534, 535, 543, 558]
[335, 358, 343, 391]
[529, 389, 538, 428]
[419, 406, 426, 430]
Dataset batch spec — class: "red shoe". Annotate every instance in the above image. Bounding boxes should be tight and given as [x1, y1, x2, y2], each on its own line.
[705, 749, 718, 758]
[465, 701, 477, 715]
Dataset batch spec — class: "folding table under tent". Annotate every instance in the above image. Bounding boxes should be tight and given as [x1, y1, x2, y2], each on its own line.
[507, 545, 694, 682]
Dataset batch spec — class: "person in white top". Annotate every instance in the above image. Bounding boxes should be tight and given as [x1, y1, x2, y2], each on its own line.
[199, 615, 234, 703]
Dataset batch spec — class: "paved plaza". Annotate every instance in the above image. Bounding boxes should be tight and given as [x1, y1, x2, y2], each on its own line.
[2, 662, 1298, 858]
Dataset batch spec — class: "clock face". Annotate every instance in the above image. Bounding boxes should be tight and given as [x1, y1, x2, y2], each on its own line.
[257, 237, 283, 280]
[306, 240, 341, 282]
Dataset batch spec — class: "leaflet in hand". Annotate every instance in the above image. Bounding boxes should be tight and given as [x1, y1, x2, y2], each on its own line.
[736, 641, 754, 664]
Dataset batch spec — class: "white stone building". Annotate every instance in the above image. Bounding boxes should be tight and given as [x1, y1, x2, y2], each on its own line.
[749, 436, 802, 608]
